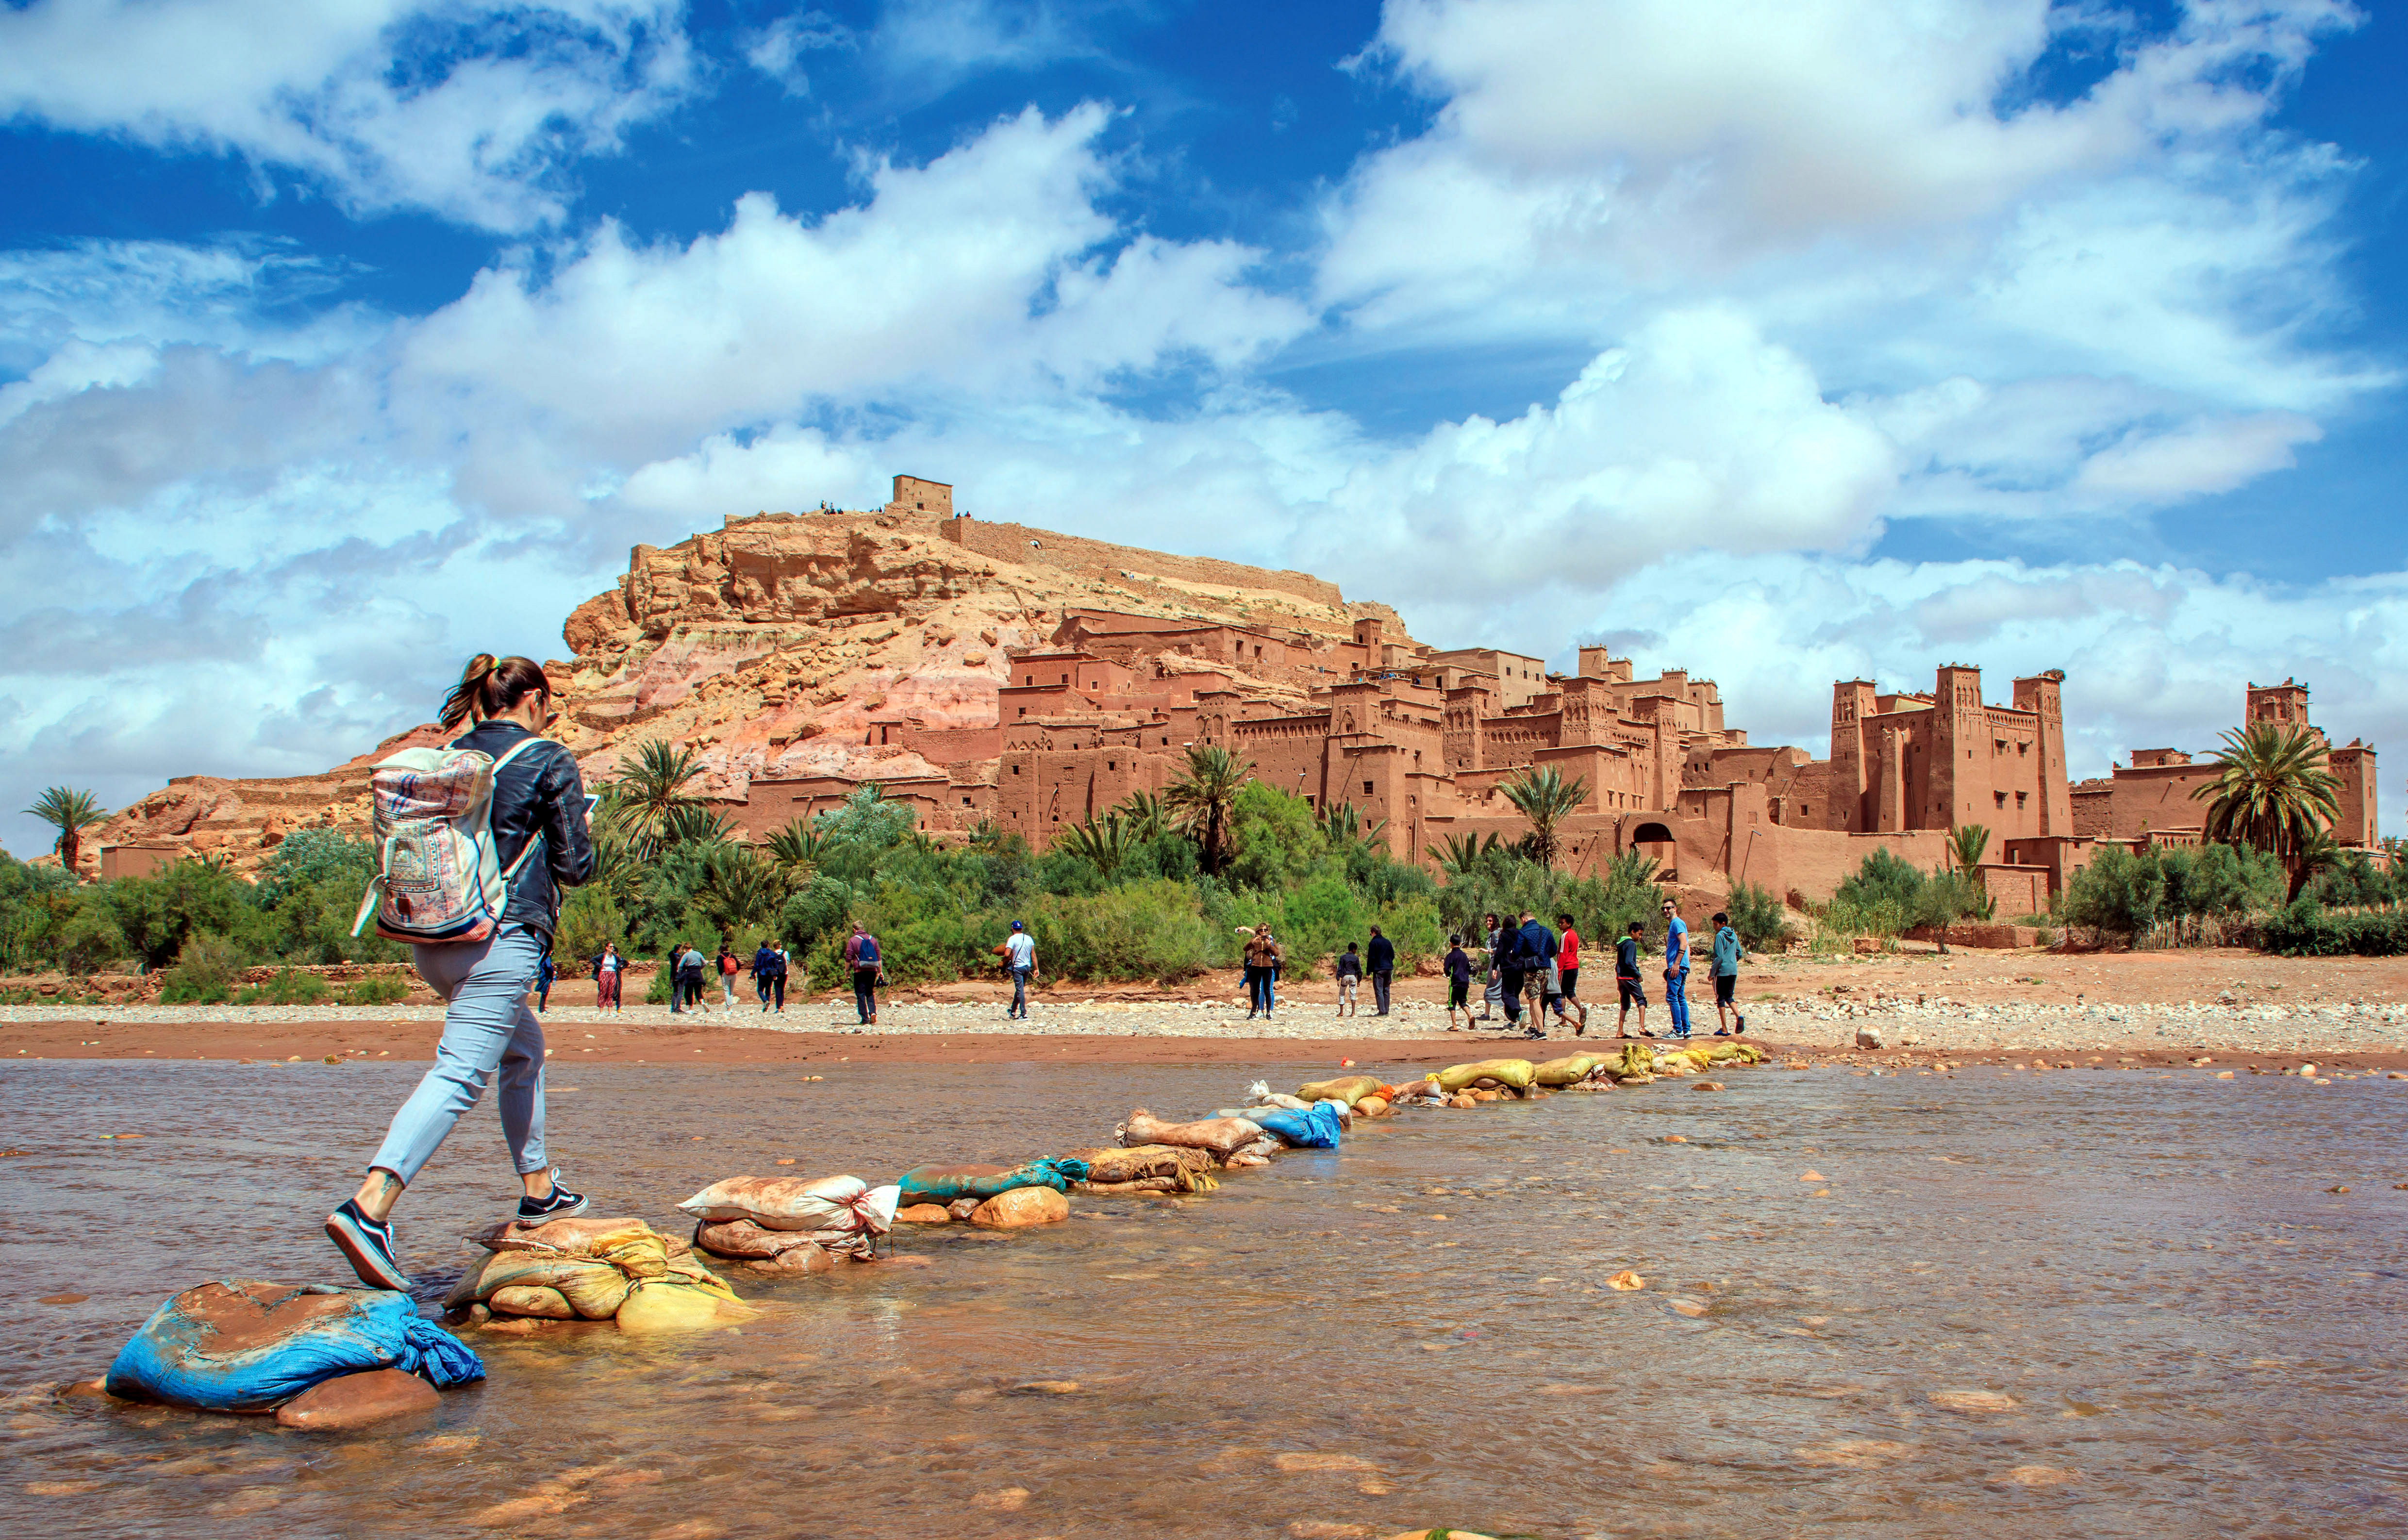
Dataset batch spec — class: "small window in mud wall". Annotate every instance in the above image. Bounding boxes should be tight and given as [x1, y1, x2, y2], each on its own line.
[1061, 672, 1069, 684]
[1108, 760, 1116, 770]
[1994, 790, 2007, 807]
[1363, 779, 1375, 795]
[1017, 707, 1027, 716]
[1025, 674, 1034, 685]
[1012, 764, 1021, 774]
[2016, 791, 2027, 807]
[961, 796, 971, 805]
[877, 725, 890, 745]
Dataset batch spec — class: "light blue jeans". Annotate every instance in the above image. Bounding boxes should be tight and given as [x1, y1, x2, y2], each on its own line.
[368, 925, 549, 1184]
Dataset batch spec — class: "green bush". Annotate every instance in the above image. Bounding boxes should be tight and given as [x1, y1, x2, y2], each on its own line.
[154, 933, 245, 1004]
[1724, 881, 1794, 950]
[1015, 880, 1227, 984]
[2259, 902, 2408, 957]
[338, 975, 411, 1005]
[234, 968, 330, 1006]
[2062, 843, 2285, 937]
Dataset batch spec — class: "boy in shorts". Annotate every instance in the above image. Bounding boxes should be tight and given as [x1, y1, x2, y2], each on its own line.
[1710, 911, 1747, 1035]
[1335, 941, 1363, 1018]
[1443, 934, 1473, 1029]
[1613, 920, 1649, 1038]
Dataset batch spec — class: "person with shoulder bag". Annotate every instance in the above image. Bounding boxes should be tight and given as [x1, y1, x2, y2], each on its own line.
[325, 655, 596, 1290]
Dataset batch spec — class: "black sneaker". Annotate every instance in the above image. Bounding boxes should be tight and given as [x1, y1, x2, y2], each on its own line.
[1737, 1015, 1747, 1034]
[325, 1199, 412, 1291]
[515, 1171, 588, 1223]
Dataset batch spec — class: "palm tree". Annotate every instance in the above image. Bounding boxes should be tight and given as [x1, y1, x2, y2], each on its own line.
[694, 844, 786, 939]
[763, 818, 826, 879]
[1162, 744, 1252, 876]
[1060, 813, 1138, 877]
[1111, 790, 1171, 841]
[660, 802, 735, 848]
[1316, 800, 1388, 852]
[599, 741, 706, 861]
[25, 786, 106, 874]
[1427, 830, 1508, 878]
[1499, 765, 1589, 868]
[1946, 824, 1992, 873]
[2192, 721, 2341, 895]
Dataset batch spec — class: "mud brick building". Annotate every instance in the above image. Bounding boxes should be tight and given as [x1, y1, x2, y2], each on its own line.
[2073, 679, 2378, 849]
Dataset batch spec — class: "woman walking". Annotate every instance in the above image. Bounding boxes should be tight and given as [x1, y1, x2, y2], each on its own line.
[750, 937, 786, 1012]
[325, 655, 595, 1290]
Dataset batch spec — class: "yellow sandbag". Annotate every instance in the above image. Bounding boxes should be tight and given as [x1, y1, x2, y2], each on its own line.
[447, 1252, 634, 1320]
[1532, 1053, 1608, 1086]
[1295, 1075, 1384, 1107]
[663, 1252, 740, 1300]
[615, 1279, 742, 1334]
[487, 1286, 577, 1319]
[1435, 1059, 1534, 1092]
[467, 1214, 671, 1281]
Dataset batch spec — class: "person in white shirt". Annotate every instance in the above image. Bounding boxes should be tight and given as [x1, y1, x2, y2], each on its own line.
[1002, 920, 1037, 1020]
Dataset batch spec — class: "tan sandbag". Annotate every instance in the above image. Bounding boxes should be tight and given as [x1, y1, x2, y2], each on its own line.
[675, 1175, 897, 1235]
[446, 1251, 632, 1320]
[465, 1214, 671, 1282]
[1072, 1176, 1181, 1195]
[1115, 1109, 1264, 1158]
[971, 1187, 1068, 1226]
[487, 1286, 578, 1320]
[1436, 1059, 1535, 1092]
[694, 1217, 872, 1261]
[1223, 1150, 1271, 1168]
[1065, 1144, 1216, 1183]
[752, 1244, 841, 1274]
[1295, 1074, 1383, 1107]
[1355, 1095, 1390, 1116]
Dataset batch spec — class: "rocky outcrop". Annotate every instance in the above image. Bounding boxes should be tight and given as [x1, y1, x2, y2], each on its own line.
[87, 505, 1372, 872]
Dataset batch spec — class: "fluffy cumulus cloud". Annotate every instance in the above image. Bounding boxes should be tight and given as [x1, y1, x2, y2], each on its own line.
[2, 0, 2404, 853]
[0, 0, 692, 230]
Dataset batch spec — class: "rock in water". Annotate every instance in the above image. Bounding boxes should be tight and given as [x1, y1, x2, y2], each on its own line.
[971, 1188, 1069, 1227]
[895, 1203, 952, 1223]
[274, 1368, 440, 1430]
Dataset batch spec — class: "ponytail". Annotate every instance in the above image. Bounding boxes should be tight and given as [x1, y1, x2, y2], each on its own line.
[440, 653, 549, 729]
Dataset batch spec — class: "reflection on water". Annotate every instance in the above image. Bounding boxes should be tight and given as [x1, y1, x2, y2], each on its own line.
[3, 1060, 2405, 1538]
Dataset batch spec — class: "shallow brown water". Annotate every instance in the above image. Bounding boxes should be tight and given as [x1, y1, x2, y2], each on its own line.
[3, 1060, 2405, 1539]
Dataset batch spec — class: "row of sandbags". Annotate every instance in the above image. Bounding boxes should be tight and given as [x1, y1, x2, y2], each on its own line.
[668, 1039, 1770, 1276]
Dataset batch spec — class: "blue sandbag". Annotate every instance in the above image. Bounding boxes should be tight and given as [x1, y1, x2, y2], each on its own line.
[104, 1280, 483, 1412]
[897, 1157, 1092, 1205]
[1250, 1102, 1343, 1150]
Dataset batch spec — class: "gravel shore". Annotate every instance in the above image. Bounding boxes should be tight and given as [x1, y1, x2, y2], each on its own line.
[7, 989, 2407, 1056]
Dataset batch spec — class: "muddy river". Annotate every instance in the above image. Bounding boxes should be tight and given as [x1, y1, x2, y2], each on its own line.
[3, 1060, 2403, 1538]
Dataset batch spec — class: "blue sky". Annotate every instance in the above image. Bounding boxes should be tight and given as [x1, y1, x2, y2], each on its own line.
[1, 0, 2404, 854]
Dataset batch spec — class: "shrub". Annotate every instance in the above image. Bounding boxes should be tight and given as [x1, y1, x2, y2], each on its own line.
[1725, 882, 1794, 950]
[235, 968, 330, 1006]
[2259, 902, 2408, 957]
[155, 933, 245, 1004]
[1015, 880, 1228, 984]
[2062, 843, 2285, 938]
[338, 976, 411, 1006]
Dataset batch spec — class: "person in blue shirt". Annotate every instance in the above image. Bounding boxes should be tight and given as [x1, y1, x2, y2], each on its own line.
[1365, 926, 1396, 1016]
[1514, 910, 1558, 1041]
[1710, 910, 1748, 1035]
[534, 951, 556, 1012]
[1660, 896, 1692, 1039]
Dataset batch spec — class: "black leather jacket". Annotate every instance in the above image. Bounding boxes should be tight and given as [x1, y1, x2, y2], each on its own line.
[447, 721, 593, 942]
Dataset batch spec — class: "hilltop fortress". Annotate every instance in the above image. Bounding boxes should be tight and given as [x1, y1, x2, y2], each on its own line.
[92, 476, 2377, 909]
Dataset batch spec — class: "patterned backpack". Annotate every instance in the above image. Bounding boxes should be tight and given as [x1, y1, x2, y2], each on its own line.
[349, 738, 545, 944]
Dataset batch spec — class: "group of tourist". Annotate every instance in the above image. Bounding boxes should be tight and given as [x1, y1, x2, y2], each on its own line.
[1433, 898, 1749, 1042]
[562, 938, 797, 1016]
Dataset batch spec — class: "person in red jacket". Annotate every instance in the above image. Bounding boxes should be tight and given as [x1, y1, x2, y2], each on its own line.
[1552, 912, 1590, 1034]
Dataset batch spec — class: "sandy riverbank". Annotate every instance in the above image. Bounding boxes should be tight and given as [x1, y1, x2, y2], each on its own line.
[8, 946, 2408, 1063]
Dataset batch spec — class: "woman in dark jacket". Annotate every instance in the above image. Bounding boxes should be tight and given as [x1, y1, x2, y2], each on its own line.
[325, 655, 596, 1291]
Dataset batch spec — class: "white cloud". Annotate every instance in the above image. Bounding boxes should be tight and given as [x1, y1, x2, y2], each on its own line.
[399, 104, 1312, 511]
[0, 0, 694, 230]
[743, 9, 854, 95]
